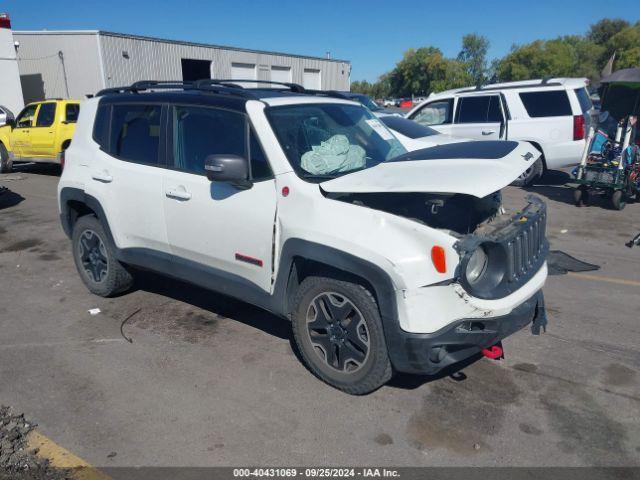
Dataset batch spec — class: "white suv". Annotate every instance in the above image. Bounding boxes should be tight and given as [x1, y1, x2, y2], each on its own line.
[406, 78, 594, 185]
[58, 80, 548, 394]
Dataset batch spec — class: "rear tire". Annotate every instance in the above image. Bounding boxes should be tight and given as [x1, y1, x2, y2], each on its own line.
[0, 143, 12, 173]
[511, 158, 543, 187]
[291, 276, 393, 395]
[72, 215, 133, 297]
[611, 190, 626, 211]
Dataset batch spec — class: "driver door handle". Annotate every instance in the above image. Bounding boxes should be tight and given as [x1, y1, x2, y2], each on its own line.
[91, 171, 113, 183]
[165, 187, 192, 201]
[482, 130, 495, 135]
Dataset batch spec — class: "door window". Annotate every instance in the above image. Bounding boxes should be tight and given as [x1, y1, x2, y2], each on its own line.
[455, 95, 503, 124]
[15, 104, 38, 128]
[172, 105, 246, 175]
[410, 99, 453, 126]
[65, 104, 80, 123]
[110, 104, 162, 165]
[36, 103, 57, 127]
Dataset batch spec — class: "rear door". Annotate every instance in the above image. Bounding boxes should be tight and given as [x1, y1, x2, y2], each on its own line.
[85, 102, 170, 254]
[162, 104, 277, 292]
[450, 94, 505, 140]
[29, 102, 57, 157]
[407, 98, 455, 135]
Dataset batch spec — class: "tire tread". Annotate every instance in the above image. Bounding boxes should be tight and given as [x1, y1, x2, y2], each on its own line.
[291, 276, 392, 395]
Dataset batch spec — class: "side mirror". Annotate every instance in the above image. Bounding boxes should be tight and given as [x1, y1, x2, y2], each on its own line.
[204, 154, 252, 189]
[2, 117, 15, 129]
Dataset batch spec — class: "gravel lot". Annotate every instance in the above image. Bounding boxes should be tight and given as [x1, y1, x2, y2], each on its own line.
[0, 164, 639, 468]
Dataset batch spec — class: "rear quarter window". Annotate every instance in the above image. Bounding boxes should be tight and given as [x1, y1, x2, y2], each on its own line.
[574, 88, 593, 113]
[519, 90, 572, 117]
[92, 104, 110, 149]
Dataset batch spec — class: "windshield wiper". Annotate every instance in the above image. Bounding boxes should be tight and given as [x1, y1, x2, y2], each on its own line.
[299, 173, 340, 181]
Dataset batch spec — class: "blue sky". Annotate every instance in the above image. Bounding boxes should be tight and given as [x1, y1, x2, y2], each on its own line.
[5, 0, 639, 82]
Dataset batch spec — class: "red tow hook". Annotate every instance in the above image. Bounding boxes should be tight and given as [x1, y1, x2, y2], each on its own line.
[482, 343, 504, 360]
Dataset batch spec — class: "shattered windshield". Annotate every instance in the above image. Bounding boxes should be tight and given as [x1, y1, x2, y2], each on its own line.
[266, 103, 406, 181]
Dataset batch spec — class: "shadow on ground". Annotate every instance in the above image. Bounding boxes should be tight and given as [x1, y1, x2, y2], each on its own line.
[523, 169, 577, 206]
[10, 162, 62, 177]
[131, 270, 292, 341]
[388, 354, 483, 390]
[0, 188, 25, 210]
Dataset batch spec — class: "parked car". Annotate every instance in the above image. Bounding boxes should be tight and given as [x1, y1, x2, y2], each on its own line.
[323, 92, 398, 118]
[0, 99, 80, 172]
[0, 105, 14, 127]
[399, 98, 413, 109]
[382, 98, 396, 107]
[379, 115, 466, 150]
[58, 80, 548, 395]
[406, 78, 594, 185]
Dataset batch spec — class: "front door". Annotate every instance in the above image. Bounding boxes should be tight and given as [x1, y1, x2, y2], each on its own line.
[449, 94, 505, 140]
[407, 98, 456, 135]
[29, 102, 57, 157]
[11, 104, 38, 157]
[162, 104, 277, 292]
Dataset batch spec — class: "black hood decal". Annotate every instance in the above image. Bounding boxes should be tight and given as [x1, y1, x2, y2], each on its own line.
[390, 141, 520, 162]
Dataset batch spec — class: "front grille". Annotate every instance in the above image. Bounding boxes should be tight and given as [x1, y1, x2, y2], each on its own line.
[505, 209, 547, 283]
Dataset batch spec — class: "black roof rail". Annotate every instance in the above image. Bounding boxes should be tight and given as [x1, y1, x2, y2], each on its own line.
[94, 78, 309, 99]
[130, 80, 194, 91]
[96, 80, 195, 97]
[196, 79, 306, 93]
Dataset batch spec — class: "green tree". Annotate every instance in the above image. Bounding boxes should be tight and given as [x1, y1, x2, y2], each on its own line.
[587, 18, 630, 45]
[607, 23, 640, 69]
[350, 80, 373, 95]
[495, 38, 595, 82]
[457, 34, 490, 86]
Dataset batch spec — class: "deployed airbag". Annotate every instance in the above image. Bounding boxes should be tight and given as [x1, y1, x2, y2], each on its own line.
[301, 134, 366, 175]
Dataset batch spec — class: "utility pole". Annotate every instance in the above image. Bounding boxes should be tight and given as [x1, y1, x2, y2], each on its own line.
[58, 50, 69, 98]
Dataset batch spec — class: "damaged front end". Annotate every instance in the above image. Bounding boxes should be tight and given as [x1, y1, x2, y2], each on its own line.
[453, 194, 549, 300]
[324, 190, 504, 235]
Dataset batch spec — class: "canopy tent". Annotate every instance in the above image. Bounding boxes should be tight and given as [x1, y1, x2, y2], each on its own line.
[599, 68, 640, 121]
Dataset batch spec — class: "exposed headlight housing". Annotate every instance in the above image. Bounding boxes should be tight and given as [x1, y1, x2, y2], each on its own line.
[466, 246, 488, 285]
[458, 242, 507, 298]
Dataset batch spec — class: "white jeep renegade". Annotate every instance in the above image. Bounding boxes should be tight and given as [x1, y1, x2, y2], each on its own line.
[58, 80, 549, 394]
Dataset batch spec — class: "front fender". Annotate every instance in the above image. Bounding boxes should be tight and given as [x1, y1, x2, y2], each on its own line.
[0, 126, 13, 150]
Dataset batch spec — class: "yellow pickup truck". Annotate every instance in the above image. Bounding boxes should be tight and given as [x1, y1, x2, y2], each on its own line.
[0, 99, 80, 172]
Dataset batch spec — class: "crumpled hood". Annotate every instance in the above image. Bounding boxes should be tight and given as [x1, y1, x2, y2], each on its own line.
[320, 141, 540, 198]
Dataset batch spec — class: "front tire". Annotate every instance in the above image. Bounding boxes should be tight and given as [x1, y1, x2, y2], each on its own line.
[611, 190, 626, 210]
[72, 215, 133, 297]
[291, 277, 393, 395]
[0, 143, 12, 173]
[574, 186, 590, 206]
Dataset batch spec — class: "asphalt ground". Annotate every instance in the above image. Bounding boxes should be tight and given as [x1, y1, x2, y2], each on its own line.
[0, 163, 639, 469]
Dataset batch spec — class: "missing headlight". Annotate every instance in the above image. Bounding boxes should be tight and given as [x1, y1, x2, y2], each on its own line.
[466, 246, 488, 285]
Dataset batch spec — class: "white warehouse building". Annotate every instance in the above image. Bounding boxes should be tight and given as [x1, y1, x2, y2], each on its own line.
[13, 30, 351, 103]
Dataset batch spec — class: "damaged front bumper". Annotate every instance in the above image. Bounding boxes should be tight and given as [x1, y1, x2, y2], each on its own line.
[386, 290, 547, 375]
